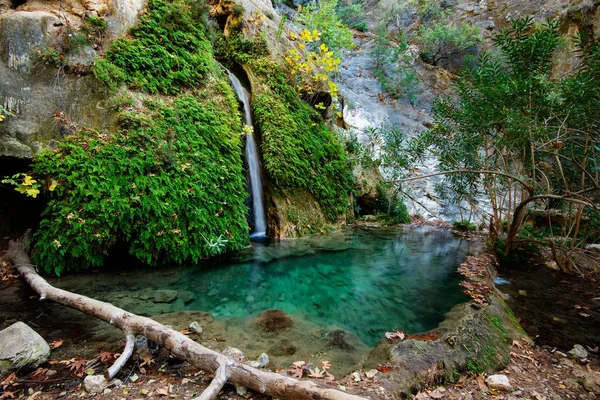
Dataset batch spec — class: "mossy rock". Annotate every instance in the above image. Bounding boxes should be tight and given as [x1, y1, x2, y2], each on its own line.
[365, 295, 530, 395]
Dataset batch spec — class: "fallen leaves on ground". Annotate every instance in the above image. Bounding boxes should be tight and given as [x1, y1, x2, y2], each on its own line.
[31, 368, 49, 381]
[376, 364, 396, 374]
[98, 351, 115, 364]
[59, 358, 88, 377]
[48, 339, 63, 350]
[1, 373, 17, 390]
[459, 281, 491, 306]
[385, 329, 405, 341]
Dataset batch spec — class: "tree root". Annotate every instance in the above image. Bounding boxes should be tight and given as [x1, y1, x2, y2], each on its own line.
[6, 233, 368, 400]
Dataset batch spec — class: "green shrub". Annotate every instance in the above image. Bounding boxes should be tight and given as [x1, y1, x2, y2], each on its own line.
[374, 183, 411, 225]
[452, 220, 478, 232]
[370, 22, 421, 103]
[33, 93, 249, 275]
[33, 0, 250, 274]
[93, 0, 214, 95]
[336, 0, 368, 32]
[417, 20, 482, 66]
[249, 59, 352, 220]
[299, 0, 354, 54]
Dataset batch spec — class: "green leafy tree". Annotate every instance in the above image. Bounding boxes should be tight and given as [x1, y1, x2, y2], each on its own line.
[370, 22, 422, 103]
[299, 0, 354, 54]
[389, 18, 600, 272]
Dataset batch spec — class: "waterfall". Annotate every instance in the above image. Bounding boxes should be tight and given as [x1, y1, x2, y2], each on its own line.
[226, 70, 267, 237]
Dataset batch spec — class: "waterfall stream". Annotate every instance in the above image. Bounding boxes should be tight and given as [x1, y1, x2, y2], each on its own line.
[227, 70, 267, 237]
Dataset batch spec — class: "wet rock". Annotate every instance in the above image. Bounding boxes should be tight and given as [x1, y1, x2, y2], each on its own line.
[583, 371, 600, 394]
[247, 353, 269, 368]
[568, 344, 588, 359]
[255, 309, 294, 332]
[486, 374, 512, 391]
[152, 289, 180, 304]
[189, 321, 203, 336]
[329, 330, 354, 350]
[268, 339, 298, 356]
[0, 322, 50, 373]
[180, 290, 195, 304]
[222, 347, 245, 361]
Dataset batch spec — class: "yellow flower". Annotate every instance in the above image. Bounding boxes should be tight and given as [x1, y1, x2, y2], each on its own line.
[49, 179, 58, 191]
[0, 114, 5, 122]
[25, 188, 40, 198]
[23, 175, 37, 186]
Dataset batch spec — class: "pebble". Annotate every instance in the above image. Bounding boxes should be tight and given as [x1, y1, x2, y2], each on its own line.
[568, 344, 588, 359]
[189, 321, 203, 336]
[486, 374, 512, 391]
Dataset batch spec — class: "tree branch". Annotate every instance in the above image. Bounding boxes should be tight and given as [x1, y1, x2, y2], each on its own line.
[194, 363, 230, 400]
[6, 236, 368, 400]
[106, 333, 135, 379]
[386, 169, 534, 194]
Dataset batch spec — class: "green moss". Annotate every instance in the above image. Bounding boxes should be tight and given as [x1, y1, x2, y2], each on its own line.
[249, 58, 352, 220]
[505, 306, 527, 335]
[466, 359, 484, 374]
[32, 0, 250, 274]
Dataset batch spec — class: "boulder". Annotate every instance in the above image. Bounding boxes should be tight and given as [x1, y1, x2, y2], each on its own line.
[0, 322, 50, 373]
[255, 309, 294, 332]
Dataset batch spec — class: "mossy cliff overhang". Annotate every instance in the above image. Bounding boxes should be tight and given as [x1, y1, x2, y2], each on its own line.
[365, 251, 531, 396]
[0, 0, 144, 158]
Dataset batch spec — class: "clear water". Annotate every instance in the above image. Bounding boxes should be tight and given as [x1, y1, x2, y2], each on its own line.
[177, 225, 482, 345]
[0, 226, 481, 365]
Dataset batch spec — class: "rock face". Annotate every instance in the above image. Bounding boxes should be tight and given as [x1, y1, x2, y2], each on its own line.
[0, 0, 145, 158]
[0, 321, 51, 373]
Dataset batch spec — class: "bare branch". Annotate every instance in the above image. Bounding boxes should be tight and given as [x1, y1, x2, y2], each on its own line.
[387, 169, 534, 194]
[106, 333, 135, 379]
[194, 363, 229, 400]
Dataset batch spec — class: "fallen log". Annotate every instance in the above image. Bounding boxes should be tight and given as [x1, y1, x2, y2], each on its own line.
[6, 234, 368, 400]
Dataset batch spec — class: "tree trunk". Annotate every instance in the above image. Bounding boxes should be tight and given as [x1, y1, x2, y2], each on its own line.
[6, 236, 369, 400]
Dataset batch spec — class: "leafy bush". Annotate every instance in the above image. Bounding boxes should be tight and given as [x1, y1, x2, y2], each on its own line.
[249, 58, 352, 220]
[33, 0, 250, 274]
[374, 183, 411, 225]
[284, 29, 341, 104]
[336, 0, 368, 32]
[33, 94, 249, 275]
[93, 0, 214, 95]
[417, 20, 482, 66]
[298, 0, 354, 54]
[452, 220, 478, 232]
[370, 22, 421, 103]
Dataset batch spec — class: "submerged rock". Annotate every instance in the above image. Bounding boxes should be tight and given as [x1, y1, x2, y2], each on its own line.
[268, 338, 298, 356]
[329, 330, 355, 350]
[0, 322, 50, 373]
[255, 309, 294, 332]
